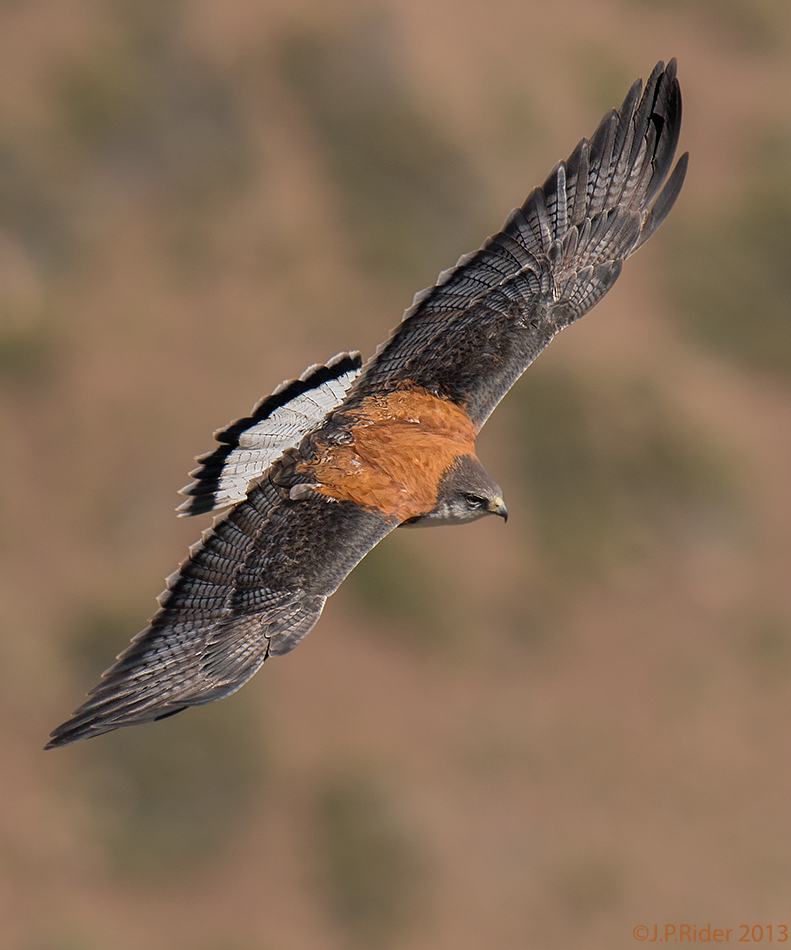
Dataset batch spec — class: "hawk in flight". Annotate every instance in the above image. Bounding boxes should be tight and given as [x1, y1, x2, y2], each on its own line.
[48, 61, 687, 747]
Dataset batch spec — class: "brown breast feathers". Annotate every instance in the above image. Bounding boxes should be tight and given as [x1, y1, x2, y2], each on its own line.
[299, 388, 478, 523]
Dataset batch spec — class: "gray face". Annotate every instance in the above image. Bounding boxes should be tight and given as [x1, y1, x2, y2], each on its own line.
[401, 454, 508, 528]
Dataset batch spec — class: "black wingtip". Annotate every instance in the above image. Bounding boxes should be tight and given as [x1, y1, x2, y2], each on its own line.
[45, 736, 72, 750]
[45, 697, 189, 748]
[636, 150, 689, 251]
[45, 709, 114, 748]
[45, 723, 93, 749]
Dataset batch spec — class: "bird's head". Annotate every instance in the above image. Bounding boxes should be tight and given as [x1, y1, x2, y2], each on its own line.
[401, 454, 508, 528]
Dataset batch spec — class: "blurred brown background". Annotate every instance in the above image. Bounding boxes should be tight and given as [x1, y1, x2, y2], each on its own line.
[1, 0, 790, 948]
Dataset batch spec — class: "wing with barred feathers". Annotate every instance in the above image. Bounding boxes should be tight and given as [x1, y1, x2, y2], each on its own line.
[47, 476, 395, 747]
[350, 60, 687, 428]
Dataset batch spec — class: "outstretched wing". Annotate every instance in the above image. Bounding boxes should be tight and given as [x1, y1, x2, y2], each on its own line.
[47, 61, 688, 749]
[178, 351, 362, 517]
[47, 478, 395, 747]
[350, 60, 687, 427]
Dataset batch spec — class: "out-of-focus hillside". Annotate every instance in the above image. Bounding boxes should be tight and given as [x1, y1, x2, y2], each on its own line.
[1, 1, 791, 948]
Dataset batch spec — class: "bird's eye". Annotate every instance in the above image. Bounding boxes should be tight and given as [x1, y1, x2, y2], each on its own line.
[463, 494, 486, 509]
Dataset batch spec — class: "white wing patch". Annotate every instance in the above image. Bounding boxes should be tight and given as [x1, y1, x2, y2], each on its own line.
[177, 352, 362, 517]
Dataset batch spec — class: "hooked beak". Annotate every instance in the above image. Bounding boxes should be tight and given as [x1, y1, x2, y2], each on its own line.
[491, 495, 508, 523]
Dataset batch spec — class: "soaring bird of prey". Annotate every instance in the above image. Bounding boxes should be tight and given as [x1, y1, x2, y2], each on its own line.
[47, 61, 687, 748]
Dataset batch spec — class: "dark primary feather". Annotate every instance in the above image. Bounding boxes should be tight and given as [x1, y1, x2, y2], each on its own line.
[350, 60, 688, 427]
